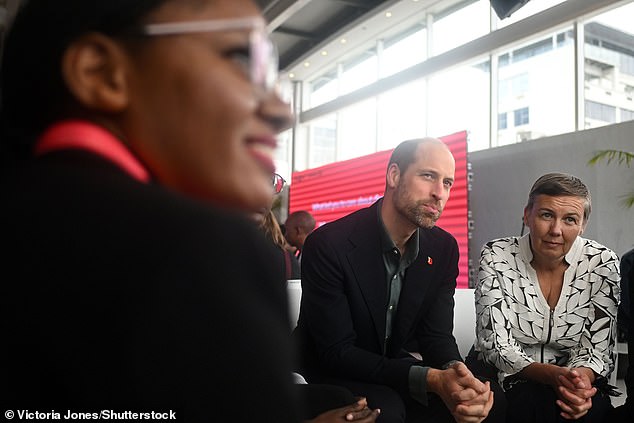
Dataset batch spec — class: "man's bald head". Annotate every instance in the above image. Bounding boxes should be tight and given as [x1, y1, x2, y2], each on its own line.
[387, 138, 449, 178]
[284, 210, 316, 250]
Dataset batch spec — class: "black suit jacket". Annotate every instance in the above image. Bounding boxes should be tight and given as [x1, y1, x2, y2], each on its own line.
[293, 200, 461, 396]
[1, 151, 300, 422]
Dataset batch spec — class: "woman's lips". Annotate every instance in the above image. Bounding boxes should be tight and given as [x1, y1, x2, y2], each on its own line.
[544, 240, 563, 247]
[247, 136, 277, 173]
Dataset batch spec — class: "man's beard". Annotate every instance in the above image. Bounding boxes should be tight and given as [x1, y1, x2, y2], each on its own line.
[394, 186, 442, 229]
[404, 201, 441, 229]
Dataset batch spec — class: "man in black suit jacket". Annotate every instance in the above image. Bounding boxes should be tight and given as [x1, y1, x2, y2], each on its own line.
[293, 138, 501, 423]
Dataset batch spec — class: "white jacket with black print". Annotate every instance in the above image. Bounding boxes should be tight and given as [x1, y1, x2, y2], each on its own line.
[474, 234, 620, 388]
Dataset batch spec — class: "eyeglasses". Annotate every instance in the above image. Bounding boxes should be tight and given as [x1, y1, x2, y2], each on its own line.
[272, 173, 285, 194]
[141, 17, 278, 94]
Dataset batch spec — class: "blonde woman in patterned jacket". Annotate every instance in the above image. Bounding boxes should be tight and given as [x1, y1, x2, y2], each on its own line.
[473, 173, 620, 423]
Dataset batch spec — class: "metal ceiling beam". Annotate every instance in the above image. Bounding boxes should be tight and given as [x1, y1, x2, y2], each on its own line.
[330, 0, 376, 9]
[262, 0, 313, 31]
[275, 26, 319, 40]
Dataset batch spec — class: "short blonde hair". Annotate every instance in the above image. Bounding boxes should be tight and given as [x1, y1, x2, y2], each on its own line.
[526, 173, 592, 221]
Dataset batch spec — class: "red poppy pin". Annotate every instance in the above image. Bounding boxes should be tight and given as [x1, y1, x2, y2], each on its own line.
[427, 256, 433, 265]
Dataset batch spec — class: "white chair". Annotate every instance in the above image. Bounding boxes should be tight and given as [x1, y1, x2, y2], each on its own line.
[287, 279, 302, 329]
[287, 281, 477, 359]
[453, 288, 476, 358]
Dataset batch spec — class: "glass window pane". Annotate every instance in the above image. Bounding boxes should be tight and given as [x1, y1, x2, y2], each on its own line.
[583, 2, 634, 129]
[513, 107, 530, 126]
[498, 113, 507, 130]
[338, 98, 377, 161]
[377, 80, 427, 151]
[433, 0, 490, 56]
[274, 128, 292, 181]
[340, 51, 377, 96]
[496, 28, 575, 147]
[309, 69, 338, 109]
[308, 114, 337, 169]
[427, 60, 490, 152]
[381, 25, 426, 78]
[585, 100, 616, 124]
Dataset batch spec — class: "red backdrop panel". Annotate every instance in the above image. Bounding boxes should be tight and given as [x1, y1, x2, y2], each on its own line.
[289, 131, 469, 288]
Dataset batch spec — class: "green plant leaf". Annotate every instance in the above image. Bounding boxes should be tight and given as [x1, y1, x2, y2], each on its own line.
[587, 149, 634, 209]
[588, 149, 633, 167]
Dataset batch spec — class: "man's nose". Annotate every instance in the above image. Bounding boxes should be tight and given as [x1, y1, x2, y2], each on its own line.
[431, 180, 447, 200]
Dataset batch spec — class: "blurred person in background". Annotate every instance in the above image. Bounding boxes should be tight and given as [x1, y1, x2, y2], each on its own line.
[254, 175, 300, 280]
[258, 208, 300, 279]
[617, 247, 633, 344]
[284, 210, 316, 265]
[610, 246, 633, 422]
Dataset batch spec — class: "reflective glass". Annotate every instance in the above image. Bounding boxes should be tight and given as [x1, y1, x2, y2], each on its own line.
[496, 28, 575, 147]
[583, 2, 634, 129]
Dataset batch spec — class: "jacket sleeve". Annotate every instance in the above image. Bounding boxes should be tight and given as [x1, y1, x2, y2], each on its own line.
[475, 241, 534, 377]
[566, 249, 620, 378]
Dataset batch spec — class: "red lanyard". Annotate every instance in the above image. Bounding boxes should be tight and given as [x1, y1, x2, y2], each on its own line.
[35, 120, 150, 183]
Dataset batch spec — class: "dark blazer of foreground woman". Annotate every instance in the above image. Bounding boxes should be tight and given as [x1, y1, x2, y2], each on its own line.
[293, 200, 462, 396]
[1, 151, 300, 422]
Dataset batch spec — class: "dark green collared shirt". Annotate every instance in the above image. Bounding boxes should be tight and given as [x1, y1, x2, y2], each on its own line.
[377, 205, 419, 353]
[376, 202, 430, 405]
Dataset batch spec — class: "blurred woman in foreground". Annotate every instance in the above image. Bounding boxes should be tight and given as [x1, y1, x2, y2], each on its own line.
[2, 0, 308, 420]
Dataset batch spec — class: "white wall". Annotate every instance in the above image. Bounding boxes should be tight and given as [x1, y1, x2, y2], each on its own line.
[469, 120, 634, 285]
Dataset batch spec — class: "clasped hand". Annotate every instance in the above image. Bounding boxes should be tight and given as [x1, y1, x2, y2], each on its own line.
[553, 367, 597, 420]
[430, 362, 494, 423]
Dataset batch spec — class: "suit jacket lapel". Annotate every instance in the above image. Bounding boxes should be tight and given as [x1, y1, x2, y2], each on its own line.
[390, 229, 435, 349]
[347, 204, 387, 346]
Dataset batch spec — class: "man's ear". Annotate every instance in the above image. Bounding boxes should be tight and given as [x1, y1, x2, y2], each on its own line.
[386, 163, 400, 190]
[61, 33, 131, 112]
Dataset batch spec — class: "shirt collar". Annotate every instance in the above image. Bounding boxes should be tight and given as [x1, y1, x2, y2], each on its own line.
[376, 198, 420, 263]
[35, 120, 150, 183]
[519, 232, 584, 265]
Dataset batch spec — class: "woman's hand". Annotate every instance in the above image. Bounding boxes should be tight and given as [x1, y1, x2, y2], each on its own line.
[519, 364, 598, 419]
[305, 397, 380, 423]
[555, 368, 597, 420]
